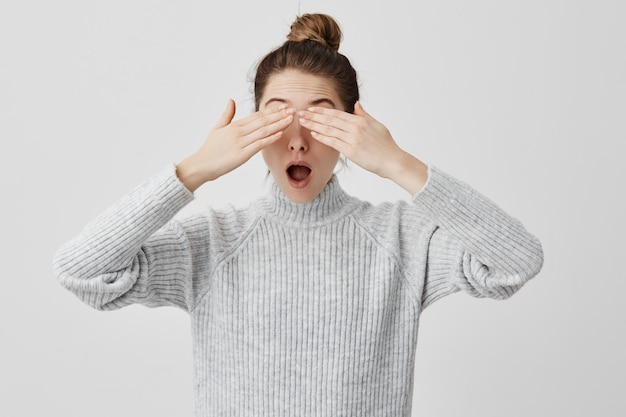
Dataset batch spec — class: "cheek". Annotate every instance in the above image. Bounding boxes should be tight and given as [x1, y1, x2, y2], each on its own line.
[321, 149, 340, 171]
[320, 145, 340, 162]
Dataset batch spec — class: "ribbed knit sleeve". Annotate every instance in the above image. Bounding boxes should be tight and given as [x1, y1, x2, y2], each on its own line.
[410, 166, 544, 308]
[53, 164, 201, 311]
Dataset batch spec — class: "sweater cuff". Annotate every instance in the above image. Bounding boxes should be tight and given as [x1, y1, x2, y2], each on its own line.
[84, 164, 195, 237]
[127, 163, 195, 229]
[411, 165, 475, 219]
[153, 163, 195, 215]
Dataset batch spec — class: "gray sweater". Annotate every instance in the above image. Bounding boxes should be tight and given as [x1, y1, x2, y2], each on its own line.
[53, 164, 543, 417]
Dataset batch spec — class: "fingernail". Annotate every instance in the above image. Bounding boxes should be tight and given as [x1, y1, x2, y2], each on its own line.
[285, 108, 295, 115]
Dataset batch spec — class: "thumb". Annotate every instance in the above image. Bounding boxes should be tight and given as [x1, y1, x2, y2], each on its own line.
[354, 101, 369, 118]
[213, 99, 236, 129]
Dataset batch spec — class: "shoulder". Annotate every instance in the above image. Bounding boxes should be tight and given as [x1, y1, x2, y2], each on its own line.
[349, 197, 436, 252]
[351, 197, 430, 229]
[176, 202, 262, 256]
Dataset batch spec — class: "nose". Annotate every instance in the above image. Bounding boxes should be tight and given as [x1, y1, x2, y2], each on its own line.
[287, 116, 309, 152]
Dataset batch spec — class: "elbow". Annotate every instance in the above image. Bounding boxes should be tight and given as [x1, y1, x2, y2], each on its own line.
[530, 237, 545, 279]
[55, 269, 135, 311]
[515, 234, 544, 286]
[53, 250, 138, 311]
[498, 234, 545, 298]
[52, 236, 145, 310]
[55, 271, 119, 310]
[462, 239, 545, 301]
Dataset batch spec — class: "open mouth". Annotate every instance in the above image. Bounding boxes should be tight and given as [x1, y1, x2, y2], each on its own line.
[287, 164, 311, 181]
[286, 163, 312, 188]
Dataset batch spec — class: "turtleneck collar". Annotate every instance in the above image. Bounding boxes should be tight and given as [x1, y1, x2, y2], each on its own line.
[254, 176, 358, 227]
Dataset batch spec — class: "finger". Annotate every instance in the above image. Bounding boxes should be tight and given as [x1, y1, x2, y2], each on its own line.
[238, 103, 287, 127]
[243, 130, 285, 155]
[238, 106, 294, 135]
[309, 130, 352, 155]
[213, 99, 236, 129]
[241, 112, 294, 146]
[298, 110, 353, 134]
[298, 117, 350, 143]
[305, 106, 356, 123]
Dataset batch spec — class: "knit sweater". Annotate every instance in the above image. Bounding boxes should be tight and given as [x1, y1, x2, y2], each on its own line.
[53, 164, 543, 417]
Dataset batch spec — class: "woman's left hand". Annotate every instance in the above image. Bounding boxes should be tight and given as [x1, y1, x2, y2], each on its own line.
[298, 102, 428, 194]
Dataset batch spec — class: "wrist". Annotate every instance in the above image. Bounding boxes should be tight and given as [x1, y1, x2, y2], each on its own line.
[387, 151, 429, 195]
[176, 154, 208, 193]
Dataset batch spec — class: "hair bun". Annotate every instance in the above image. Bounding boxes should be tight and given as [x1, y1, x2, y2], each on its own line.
[286, 14, 342, 52]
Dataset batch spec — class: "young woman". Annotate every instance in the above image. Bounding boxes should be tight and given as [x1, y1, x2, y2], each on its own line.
[54, 13, 543, 417]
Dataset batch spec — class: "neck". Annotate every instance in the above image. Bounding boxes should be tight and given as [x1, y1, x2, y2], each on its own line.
[255, 176, 357, 227]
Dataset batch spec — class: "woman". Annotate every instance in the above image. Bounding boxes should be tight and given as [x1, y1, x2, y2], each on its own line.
[54, 13, 543, 417]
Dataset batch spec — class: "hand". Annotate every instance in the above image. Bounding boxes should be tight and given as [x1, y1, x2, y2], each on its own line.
[298, 102, 428, 194]
[177, 99, 294, 192]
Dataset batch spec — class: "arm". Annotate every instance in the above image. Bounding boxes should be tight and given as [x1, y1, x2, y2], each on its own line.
[53, 165, 198, 310]
[409, 165, 543, 307]
[54, 101, 295, 310]
[299, 103, 543, 306]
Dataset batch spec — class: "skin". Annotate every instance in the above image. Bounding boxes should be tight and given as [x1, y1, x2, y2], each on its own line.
[176, 69, 428, 199]
[259, 71, 344, 203]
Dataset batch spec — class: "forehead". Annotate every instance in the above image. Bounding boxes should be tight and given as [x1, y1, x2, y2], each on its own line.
[261, 70, 343, 109]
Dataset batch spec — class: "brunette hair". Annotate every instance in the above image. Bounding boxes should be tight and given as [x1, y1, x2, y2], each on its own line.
[254, 14, 359, 113]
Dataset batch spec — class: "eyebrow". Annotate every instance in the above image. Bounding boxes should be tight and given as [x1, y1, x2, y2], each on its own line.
[263, 97, 337, 108]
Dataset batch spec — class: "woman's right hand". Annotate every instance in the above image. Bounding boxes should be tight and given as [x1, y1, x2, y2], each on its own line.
[176, 99, 295, 192]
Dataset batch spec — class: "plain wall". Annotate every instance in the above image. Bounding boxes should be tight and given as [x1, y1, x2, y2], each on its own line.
[1, 0, 624, 416]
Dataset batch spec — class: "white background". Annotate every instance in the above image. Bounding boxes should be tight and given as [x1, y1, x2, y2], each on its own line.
[1, 0, 624, 416]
